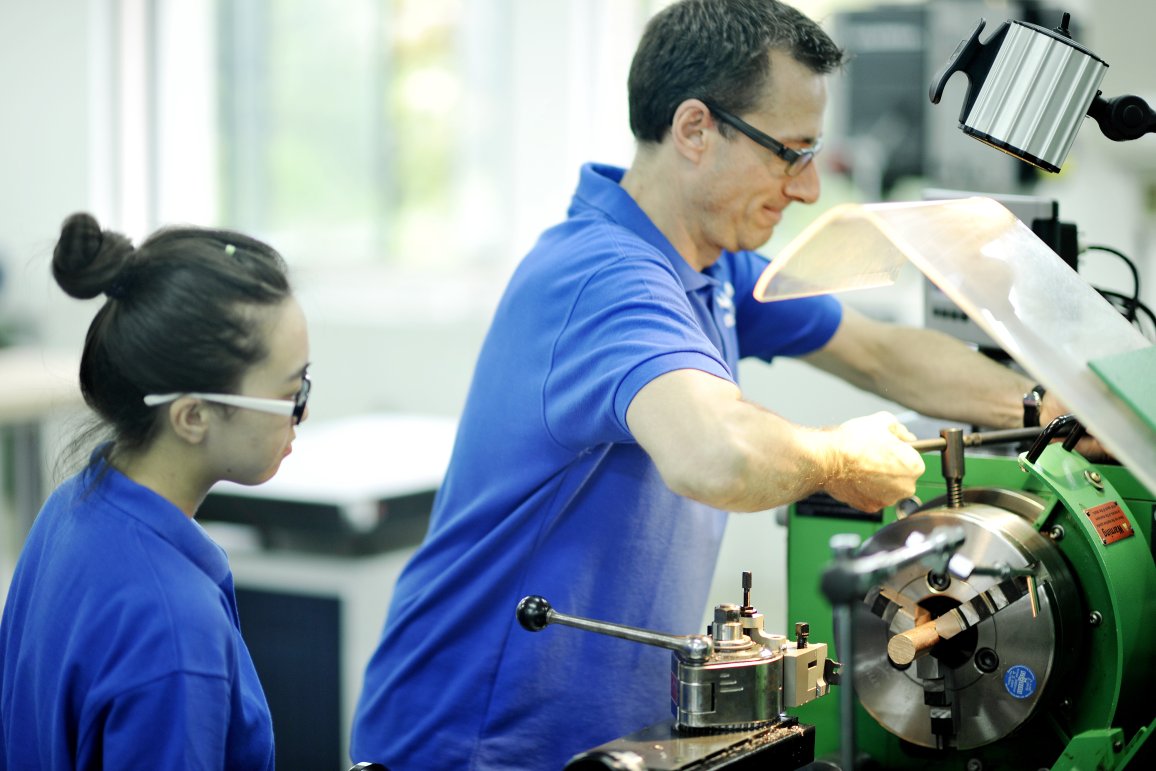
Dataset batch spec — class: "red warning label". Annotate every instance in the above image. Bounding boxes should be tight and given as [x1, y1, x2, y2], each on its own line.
[1083, 501, 1134, 546]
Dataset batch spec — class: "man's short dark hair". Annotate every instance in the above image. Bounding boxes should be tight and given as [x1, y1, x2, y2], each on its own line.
[628, 0, 845, 143]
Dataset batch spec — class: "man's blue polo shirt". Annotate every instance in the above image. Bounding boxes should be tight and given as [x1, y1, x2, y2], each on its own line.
[0, 453, 274, 769]
[351, 163, 842, 769]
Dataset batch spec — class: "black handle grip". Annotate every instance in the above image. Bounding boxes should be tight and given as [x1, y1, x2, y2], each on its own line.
[516, 595, 552, 632]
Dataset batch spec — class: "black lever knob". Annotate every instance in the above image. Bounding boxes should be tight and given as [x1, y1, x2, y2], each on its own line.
[516, 595, 553, 632]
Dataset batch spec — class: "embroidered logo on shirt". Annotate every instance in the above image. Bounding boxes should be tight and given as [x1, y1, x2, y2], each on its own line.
[716, 282, 736, 328]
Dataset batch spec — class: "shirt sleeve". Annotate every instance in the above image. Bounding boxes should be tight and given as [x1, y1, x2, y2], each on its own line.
[85, 672, 274, 771]
[729, 249, 844, 361]
[543, 254, 732, 450]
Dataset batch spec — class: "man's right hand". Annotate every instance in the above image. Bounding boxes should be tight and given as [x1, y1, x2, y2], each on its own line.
[820, 412, 926, 513]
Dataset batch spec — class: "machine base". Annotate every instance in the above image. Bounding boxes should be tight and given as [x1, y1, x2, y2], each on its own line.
[565, 718, 816, 770]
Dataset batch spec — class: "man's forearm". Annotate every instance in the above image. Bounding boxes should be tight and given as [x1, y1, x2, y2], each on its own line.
[627, 369, 926, 513]
[873, 328, 1032, 428]
[805, 309, 1033, 430]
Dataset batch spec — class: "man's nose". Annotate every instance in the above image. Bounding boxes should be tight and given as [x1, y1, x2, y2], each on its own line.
[783, 161, 821, 204]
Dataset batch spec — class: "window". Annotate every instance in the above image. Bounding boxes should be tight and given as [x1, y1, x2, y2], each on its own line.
[122, 1, 660, 278]
[210, 0, 509, 269]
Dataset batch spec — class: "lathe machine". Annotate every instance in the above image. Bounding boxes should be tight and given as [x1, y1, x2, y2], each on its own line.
[762, 196, 1156, 770]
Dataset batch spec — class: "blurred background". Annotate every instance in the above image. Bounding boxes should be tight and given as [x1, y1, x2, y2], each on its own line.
[3, 0, 1154, 419]
[3, 1, 1155, 768]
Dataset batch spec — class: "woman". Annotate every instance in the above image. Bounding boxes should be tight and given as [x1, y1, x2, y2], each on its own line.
[0, 213, 310, 768]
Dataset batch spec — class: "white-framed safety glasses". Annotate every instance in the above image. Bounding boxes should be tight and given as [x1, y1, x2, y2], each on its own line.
[144, 373, 310, 425]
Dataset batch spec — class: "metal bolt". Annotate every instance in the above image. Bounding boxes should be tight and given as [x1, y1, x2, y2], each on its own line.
[795, 621, 810, 648]
[975, 648, 999, 673]
[896, 497, 922, 520]
[965, 759, 983, 771]
[1113, 740, 1124, 753]
[927, 571, 952, 592]
[1048, 525, 1065, 542]
[1084, 470, 1104, 490]
[1059, 698, 1073, 711]
[1089, 611, 1103, 627]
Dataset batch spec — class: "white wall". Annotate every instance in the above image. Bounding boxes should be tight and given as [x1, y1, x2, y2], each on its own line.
[0, 1, 99, 347]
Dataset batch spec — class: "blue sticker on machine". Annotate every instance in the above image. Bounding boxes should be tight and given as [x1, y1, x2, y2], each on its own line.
[1004, 665, 1036, 699]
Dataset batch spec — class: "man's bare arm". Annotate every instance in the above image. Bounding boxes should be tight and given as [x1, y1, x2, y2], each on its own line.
[625, 368, 926, 513]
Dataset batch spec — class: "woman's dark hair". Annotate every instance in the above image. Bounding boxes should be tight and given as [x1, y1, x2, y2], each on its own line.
[628, 0, 846, 143]
[52, 212, 292, 455]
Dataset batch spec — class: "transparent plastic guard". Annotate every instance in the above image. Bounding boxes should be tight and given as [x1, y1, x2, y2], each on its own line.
[755, 197, 1156, 494]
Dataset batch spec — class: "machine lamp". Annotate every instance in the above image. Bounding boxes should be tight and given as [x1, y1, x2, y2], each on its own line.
[930, 12, 1156, 172]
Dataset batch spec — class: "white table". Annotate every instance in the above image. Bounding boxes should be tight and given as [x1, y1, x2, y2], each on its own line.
[207, 412, 458, 532]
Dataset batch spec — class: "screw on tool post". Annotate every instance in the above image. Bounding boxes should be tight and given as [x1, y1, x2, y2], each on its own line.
[741, 571, 754, 615]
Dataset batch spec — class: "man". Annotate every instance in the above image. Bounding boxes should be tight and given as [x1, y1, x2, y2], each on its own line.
[352, 1, 1050, 767]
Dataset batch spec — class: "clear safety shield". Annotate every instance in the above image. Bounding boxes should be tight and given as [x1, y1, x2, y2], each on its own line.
[754, 197, 1156, 494]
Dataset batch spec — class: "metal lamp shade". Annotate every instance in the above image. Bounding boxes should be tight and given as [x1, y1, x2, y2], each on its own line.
[963, 21, 1107, 172]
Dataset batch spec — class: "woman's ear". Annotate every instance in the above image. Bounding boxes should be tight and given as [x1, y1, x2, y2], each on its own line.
[167, 397, 210, 445]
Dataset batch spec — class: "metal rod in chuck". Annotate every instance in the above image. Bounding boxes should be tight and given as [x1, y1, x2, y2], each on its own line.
[515, 595, 713, 663]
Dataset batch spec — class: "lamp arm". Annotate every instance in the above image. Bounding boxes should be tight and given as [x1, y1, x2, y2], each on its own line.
[1088, 92, 1156, 142]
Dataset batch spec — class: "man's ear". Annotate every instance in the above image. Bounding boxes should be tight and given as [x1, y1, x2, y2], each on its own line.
[670, 98, 713, 162]
[167, 397, 210, 445]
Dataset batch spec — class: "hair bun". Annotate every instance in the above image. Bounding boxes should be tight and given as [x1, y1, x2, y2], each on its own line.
[53, 212, 134, 300]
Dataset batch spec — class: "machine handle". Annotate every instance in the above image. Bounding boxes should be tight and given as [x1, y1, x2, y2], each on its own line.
[1089, 92, 1156, 141]
[928, 17, 1008, 123]
[1024, 414, 1082, 464]
[908, 426, 1043, 453]
[515, 595, 714, 663]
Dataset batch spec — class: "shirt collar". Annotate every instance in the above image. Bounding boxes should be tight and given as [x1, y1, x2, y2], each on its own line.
[571, 163, 714, 292]
[86, 448, 232, 585]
